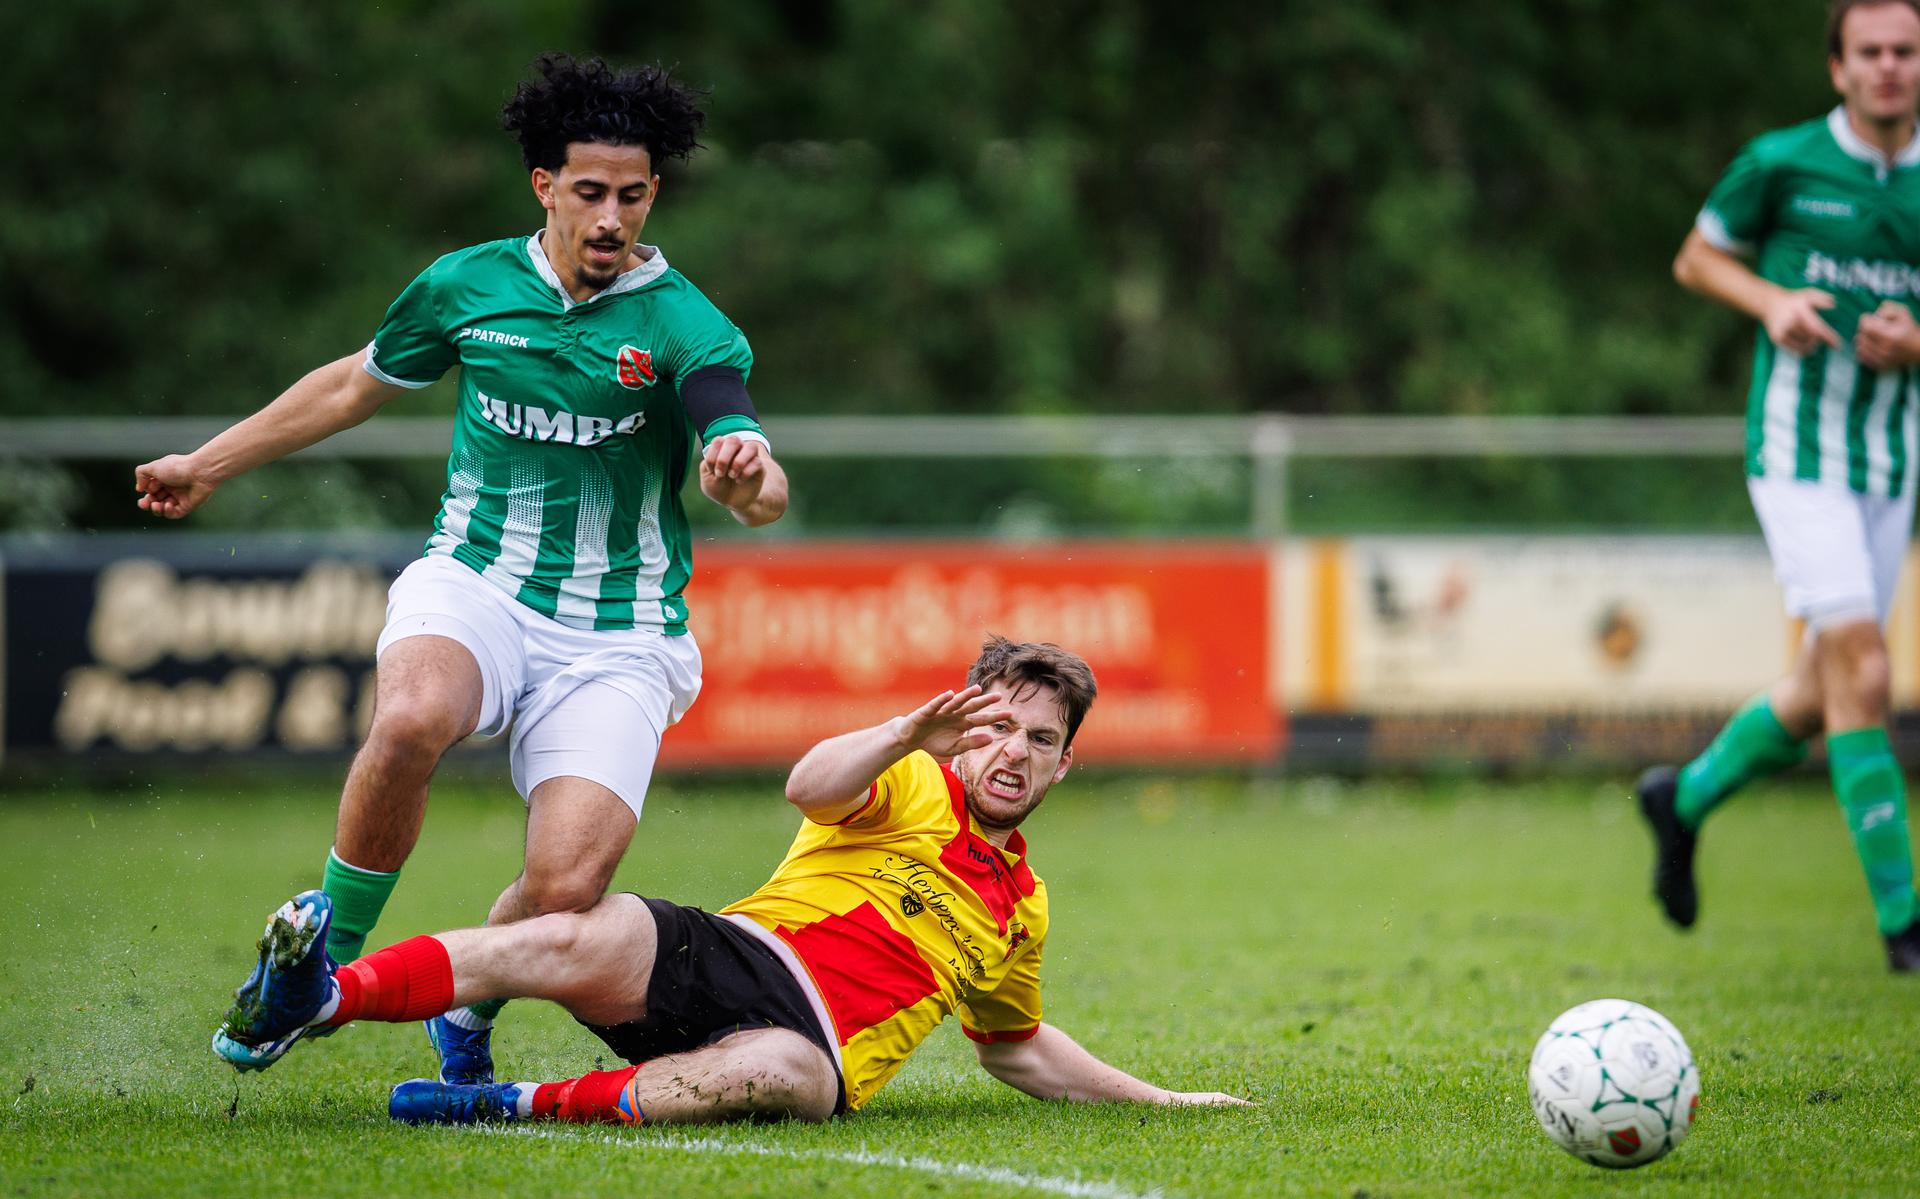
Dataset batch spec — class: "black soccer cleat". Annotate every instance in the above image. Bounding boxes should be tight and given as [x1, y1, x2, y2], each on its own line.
[1636, 766, 1699, 930]
[1886, 917, 1920, 973]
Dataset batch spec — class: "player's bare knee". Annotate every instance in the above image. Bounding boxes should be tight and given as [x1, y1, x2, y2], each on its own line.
[365, 704, 466, 762]
[771, 1088, 836, 1123]
[518, 868, 610, 915]
[1846, 652, 1892, 708]
[779, 1065, 838, 1123]
[745, 1033, 838, 1122]
[528, 901, 650, 1024]
[1832, 633, 1891, 705]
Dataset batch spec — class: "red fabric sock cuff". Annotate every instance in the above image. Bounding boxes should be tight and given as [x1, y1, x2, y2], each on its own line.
[331, 936, 453, 1024]
[392, 936, 454, 1019]
[557, 1066, 642, 1124]
[531, 1080, 571, 1120]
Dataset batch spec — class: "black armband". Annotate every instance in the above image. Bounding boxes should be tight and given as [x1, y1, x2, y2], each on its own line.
[681, 365, 760, 436]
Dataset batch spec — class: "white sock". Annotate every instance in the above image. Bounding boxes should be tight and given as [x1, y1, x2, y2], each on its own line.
[442, 1006, 493, 1031]
[512, 1084, 538, 1118]
[307, 982, 342, 1027]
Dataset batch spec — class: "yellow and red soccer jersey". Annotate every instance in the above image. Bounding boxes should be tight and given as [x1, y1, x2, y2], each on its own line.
[721, 750, 1048, 1109]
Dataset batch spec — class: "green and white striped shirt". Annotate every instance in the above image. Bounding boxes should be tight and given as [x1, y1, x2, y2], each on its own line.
[1698, 107, 1920, 496]
[364, 234, 766, 632]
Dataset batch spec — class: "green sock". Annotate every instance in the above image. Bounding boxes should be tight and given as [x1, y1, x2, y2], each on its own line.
[465, 998, 508, 1023]
[1827, 728, 1919, 936]
[1675, 695, 1808, 829]
[321, 848, 401, 963]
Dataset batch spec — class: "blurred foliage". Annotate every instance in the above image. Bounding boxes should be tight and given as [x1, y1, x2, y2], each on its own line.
[1, 1, 1839, 532]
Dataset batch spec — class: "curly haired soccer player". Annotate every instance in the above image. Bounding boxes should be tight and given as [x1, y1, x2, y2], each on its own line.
[137, 54, 790, 1078]
[212, 639, 1249, 1123]
[1639, 0, 1920, 970]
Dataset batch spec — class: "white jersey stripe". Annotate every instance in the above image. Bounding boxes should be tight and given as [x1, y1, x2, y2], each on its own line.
[1817, 352, 1855, 485]
[635, 467, 667, 601]
[554, 460, 613, 627]
[426, 446, 485, 558]
[481, 461, 545, 597]
[1865, 370, 1900, 494]
[1903, 376, 1920, 494]
[1760, 346, 1804, 478]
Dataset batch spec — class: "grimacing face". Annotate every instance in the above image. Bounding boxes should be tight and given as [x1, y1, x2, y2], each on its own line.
[952, 681, 1074, 839]
[1832, 3, 1920, 126]
[533, 141, 658, 295]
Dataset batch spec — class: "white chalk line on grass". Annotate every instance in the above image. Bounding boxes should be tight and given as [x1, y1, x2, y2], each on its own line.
[471, 1123, 1171, 1199]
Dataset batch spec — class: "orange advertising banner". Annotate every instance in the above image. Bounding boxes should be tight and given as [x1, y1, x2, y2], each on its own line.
[665, 541, 1278, 767]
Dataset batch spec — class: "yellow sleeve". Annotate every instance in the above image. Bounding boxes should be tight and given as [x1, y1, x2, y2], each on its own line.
[958, 938, 1043, 1043]
[819, 750, 948, 832]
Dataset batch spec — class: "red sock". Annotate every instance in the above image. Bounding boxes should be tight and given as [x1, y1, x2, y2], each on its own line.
[529, 1066, 644, 1123]
[324, 935, 454, 1026]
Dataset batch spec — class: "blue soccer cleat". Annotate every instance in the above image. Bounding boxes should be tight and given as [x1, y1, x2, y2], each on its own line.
[424, 1013, 496, 1085]
[212, 890, 337, 1072]
[389, 1078, 525, 1125]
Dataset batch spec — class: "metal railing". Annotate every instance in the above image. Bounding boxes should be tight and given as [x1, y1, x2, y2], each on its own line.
[0, 414, 1744, 537]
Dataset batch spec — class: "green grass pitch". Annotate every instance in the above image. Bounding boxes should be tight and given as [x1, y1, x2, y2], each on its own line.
[2, 772, 1917, 1197]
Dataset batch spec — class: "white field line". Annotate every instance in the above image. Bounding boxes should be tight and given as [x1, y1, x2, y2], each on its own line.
[470, 1123, 1172, 1199]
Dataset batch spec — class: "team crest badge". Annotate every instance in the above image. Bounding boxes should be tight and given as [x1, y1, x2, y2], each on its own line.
[900, 893, 925, 918]
[617, 345, 657, 390]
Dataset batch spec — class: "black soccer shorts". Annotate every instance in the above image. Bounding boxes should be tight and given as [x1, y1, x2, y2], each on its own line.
[580, 896, 847, 1114]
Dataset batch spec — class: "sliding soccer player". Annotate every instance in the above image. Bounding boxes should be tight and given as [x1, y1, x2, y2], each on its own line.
[213, 640, 1248, 1122]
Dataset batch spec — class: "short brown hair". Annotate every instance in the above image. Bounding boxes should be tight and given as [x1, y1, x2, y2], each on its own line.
[1829, 0, 1920, 58]
[966, 636, 1099, 746]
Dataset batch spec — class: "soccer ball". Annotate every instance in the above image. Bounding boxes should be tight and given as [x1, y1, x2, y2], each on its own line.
[1527, 999, 1699, 1169]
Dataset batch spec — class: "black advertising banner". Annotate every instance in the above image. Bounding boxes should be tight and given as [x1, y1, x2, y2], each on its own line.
[2, 536, 418, 763]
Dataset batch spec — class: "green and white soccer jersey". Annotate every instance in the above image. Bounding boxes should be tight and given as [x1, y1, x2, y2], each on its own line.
[364, 234, 767, 632]
[1698, 107, 1920, 496]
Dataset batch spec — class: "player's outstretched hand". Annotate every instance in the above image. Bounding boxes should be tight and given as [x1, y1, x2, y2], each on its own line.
[1762, 288, 1841, 356]
[1856, 300, 1920, 371]
[134, 454, 218, 519]
[698, 435, 768, 510]
[898, 685, 1011, 760]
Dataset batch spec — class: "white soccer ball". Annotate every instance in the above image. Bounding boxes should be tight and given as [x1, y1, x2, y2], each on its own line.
[1527, 998, 1700, 1169]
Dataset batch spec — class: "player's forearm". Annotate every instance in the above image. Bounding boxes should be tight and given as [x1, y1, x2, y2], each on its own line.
[978, 1023, 1172, 1104]
[784, 719, 914, 814]
[1673, 230, 1782, 325]
[191, 352, 394, 484]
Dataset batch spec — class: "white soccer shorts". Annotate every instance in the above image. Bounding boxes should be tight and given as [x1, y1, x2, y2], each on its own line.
[375, 554, 703, 819]
[1747, 474, 1916, 630]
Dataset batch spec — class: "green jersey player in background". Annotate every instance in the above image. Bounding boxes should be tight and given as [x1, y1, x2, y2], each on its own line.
[1639, 0, 1920, 970]
[135, 54, 791, 1075]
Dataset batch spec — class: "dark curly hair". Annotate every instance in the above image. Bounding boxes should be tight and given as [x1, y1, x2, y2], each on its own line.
[500, 53, 706, 173]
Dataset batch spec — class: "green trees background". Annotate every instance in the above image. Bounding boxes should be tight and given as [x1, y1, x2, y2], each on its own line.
[0, 1, 1844, 531]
